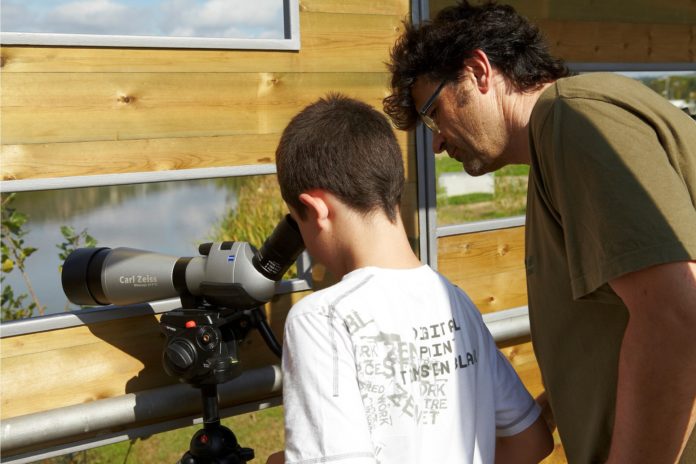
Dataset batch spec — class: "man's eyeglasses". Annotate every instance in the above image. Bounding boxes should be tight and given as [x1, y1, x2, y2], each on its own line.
[418, 80, 446, 133]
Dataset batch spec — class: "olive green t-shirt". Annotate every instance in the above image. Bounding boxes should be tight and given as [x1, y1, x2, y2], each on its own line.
[526, 72, 696, 463]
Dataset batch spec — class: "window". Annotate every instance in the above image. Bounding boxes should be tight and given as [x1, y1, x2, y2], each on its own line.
[0, 0, 300, 50]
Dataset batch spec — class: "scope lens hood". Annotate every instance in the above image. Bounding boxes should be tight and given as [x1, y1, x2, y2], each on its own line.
[61, 247, 111, 306]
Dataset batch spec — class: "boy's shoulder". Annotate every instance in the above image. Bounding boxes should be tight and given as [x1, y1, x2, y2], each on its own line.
[287, 267, 381, 321]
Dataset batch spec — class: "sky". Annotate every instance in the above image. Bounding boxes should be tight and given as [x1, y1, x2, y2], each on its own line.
[0, 0, 286, 39]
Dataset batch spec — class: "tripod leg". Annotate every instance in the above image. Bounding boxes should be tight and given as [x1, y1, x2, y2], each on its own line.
[179, 384, 255, 463]
[201, 384, 221, 427]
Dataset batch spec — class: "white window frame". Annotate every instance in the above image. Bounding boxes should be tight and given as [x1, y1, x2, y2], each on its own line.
[0, 0, 300, 51]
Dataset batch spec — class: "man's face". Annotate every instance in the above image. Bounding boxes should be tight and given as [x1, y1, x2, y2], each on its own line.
[410, 74, 511, 176]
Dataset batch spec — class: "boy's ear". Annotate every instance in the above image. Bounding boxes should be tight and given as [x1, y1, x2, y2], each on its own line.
[298, 191, 330, 227]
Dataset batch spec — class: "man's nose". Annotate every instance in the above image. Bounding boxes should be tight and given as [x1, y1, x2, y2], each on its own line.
[432, 131, 446, 154]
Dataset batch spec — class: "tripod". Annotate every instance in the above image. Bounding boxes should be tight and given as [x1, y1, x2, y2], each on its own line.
[160, 305, 282, 464]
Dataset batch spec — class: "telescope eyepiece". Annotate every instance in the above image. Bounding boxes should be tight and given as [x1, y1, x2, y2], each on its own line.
[253, 214, 305, 281]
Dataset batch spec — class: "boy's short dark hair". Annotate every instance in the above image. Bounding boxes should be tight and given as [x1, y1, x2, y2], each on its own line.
[383, 0, 569, 130]
[276, 94, 404, 222]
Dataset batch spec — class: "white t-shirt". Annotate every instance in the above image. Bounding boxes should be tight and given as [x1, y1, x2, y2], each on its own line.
[282, 265, 540, 464]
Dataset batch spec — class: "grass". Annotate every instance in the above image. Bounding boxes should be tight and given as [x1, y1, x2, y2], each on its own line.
[38, 407, 285, 464]
[439, 192, 494, 206]
[435, 155, 530, 226]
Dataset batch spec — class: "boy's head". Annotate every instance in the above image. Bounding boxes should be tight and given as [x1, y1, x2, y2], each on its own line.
[275, 93, 404, 223]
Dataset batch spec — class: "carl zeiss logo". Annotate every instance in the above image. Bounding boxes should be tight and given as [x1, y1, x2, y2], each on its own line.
[119, 274, 159, 288]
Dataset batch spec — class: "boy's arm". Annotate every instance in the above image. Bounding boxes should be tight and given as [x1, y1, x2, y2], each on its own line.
[489, 345, 554, 463]
[495, 414, 554, 464]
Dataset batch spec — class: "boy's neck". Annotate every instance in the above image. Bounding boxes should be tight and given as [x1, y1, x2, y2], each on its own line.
[332, 209, 422, 277]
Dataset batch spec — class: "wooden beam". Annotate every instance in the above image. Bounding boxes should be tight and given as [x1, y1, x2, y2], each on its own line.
[1, 132, 412, 182]
[428, 1, 695, 63]
[1, 72, 393, 146]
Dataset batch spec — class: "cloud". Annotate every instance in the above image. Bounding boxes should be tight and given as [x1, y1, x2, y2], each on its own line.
[160, 0, 285, 39]
[1, 0, 286, 39]
[47, 0, 152, 35]
[1, 1, 37, 32]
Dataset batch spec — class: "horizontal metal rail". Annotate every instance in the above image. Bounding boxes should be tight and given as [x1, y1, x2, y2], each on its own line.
[567, 62, 696, 73]
[437, 216, 526, 237]
[1, 365, 283, 463]
[0, 277, 312, 339]
[0, 164, 278, 193]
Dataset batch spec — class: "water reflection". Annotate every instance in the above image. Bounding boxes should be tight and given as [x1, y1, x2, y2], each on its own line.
[2, 179, 236, 316]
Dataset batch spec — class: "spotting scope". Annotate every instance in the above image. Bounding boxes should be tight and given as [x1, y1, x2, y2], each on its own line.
[61, 214, 305, 310]
[60, 215, 305, 463]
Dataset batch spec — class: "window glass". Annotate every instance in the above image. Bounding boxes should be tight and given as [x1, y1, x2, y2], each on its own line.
[1, 175, 289, 320]
[0, 0, 299, 49]
[619, 70, 696, 118]
[435, 155, 528, 227]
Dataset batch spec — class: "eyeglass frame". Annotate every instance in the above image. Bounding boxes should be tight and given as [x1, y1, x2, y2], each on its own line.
[418, 79, 447, 133]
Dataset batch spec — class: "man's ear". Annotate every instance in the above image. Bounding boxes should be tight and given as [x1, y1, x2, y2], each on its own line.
[298, 191, 330, 228]
[462, 49, 492, 93]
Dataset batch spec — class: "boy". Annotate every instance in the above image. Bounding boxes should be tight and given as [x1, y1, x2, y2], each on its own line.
[269, 94, 552, 463]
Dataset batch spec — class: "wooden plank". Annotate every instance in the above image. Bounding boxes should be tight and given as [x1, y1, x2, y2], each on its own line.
[1, 72, 392, 145]
[458, 268, 528, 314]
[438, 227, 525, 278]
[301, 0, 407, 16]
[428, 1, 695, 63]
[0, 11, 404, 74]
[540, 20, 695, 63]
[431, 0, 696, 25]
[543, 0, 696, 25]
[437, 227, 528, 313]
[1, 131, 412, 182]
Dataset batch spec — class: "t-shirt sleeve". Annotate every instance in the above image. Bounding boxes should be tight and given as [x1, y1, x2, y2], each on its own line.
[538, 97, 696, 299]
[490, 346, 541, 437]
[282, 307, 376, 464]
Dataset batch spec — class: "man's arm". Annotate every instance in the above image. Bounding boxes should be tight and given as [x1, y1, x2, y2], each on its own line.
[607, 260, 696, 463]
[495, 414, 554, 464]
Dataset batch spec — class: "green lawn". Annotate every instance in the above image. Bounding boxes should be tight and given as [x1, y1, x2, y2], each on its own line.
[435, 155, 530, 225]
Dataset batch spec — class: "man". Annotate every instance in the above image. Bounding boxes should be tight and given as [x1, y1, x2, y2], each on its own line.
[268, 93, 553, 463]
[383, 2, 696, 463]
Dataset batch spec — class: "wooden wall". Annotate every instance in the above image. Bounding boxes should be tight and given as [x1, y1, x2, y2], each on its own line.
[1, 0, 694, 460]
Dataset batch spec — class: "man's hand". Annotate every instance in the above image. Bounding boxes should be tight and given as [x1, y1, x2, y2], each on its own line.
[266, 451, 284, 464]
[607, 261, 696, 463]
